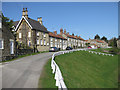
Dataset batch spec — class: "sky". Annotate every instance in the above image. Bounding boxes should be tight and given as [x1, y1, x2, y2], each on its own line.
[2, 2, 118, 40]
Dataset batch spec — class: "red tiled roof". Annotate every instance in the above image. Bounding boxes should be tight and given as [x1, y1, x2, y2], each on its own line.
[96, 40, 104, 43]
[65, 34, 75, 39]
[85, 40, 88, 42]
[65, 34, 84, 41]
[49, 32, 67, 40]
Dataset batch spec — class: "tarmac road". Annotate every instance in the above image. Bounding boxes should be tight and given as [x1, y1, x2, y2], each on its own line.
[0, 52, 53, 89]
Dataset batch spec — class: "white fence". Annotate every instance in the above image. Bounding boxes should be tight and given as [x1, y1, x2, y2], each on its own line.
[51, 48, 114, 89]
[88, 50, 114, 56]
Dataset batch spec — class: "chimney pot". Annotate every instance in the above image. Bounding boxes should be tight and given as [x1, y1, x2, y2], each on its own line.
[72, 33, 74, 36]
[60, 28, 63, 35]
[64, 29, 66, 34]
[54, 31, 57, 34]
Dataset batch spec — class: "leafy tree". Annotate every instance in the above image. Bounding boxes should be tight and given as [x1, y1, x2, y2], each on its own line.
[101, 36, 108, 42]
[108, 37, 117, 47]
[2, 13, 13, 31]
[94, 34, 100, 40]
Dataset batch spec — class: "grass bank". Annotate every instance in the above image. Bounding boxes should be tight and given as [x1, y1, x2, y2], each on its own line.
[39, 50, 118, 88]
[38, 59, 57, 88]
[90, 48, 120, 55]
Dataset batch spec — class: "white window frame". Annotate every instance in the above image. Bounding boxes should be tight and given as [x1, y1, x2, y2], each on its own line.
[10, 39, 14, 54]
[0, 39, 4, 49]
[43, 33, 46, 38]
[28, 32, 31, 37]
[55, 43, 57, 47]
[51, 38, 53, 41]
[60, 39, 62, 42]
[19, 33, 22, 38]
[55, 38, 57, 42]
[37, 39, 39, 45]
[37, 32, 39, 36]
[50, 42, 53, 47]
[47, 42, 49, 46]
[40, 39, 43, 45]
[44, 40, 46, 45]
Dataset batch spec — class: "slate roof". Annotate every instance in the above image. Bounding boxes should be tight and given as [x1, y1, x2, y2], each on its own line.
[27, 18, 49, 33]
[13, 21, 19, 27]
[13, 17, 49, 33]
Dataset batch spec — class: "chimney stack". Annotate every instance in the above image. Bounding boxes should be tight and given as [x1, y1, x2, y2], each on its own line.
[60, 28, 63, 35]
[54, 31, 57, 34]
[72, 33, 74, 36]
[22, 8, 25, 16]
[64, 29, 66, 34]
[25, 8, 28, 19]
[37, 17, 43, 25]
[22, 8, 28, 19]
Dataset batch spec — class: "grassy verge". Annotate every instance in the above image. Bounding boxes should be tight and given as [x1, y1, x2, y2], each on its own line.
[90, 48, 120, 55]
[38, 59, 57, 88]
[39, 50, 118, 88]
[1, 51, 49, 63]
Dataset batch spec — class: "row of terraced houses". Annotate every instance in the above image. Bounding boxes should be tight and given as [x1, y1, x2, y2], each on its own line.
[12, 8, 86, 51]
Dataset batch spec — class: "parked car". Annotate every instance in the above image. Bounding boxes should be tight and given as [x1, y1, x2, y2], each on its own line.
[49, 47, 59, 52]
[88, 46, 92, 48]
[66, 46, 73, 50]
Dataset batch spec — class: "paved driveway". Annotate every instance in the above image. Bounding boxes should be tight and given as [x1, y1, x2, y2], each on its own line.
[0, 52, 53, 89]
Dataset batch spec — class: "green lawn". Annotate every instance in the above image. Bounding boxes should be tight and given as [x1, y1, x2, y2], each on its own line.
[39, 50, 118, 88]
[56, 51, 118, 88]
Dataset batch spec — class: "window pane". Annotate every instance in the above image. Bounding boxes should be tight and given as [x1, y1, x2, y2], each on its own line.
[0, 40, 2, 48]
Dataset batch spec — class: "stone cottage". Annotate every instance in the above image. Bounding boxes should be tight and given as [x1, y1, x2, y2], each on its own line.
[0, 24, 16, 61]
[13, 8, 49, 51]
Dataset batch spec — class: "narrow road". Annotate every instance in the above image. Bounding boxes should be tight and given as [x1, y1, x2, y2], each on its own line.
[1, 52, 53, 88]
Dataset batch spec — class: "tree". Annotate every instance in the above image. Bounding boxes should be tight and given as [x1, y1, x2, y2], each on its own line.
[101, 36, 108, 42]
[108, 37, 117, 47]
[113, 37, 117, 47]
[2, 13, 13, 31]
[94, 34, 100, 40]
